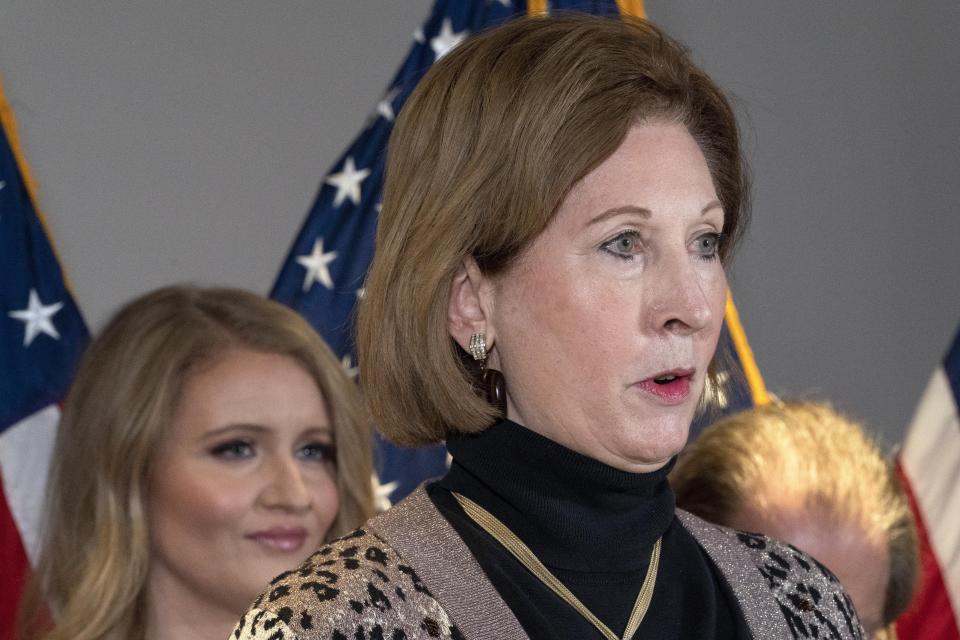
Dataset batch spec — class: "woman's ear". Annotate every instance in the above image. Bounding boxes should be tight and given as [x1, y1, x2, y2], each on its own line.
[448, 256, 495, 352]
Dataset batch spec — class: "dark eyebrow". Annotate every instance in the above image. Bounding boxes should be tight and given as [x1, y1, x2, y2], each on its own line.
[587, 205, 651, 226]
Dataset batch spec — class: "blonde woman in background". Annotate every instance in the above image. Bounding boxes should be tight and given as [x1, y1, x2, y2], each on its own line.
[17, 286, 374, 640]
[671, 401, 919, 638]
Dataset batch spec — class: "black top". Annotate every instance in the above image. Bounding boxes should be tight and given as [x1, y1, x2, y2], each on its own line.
[428, 419, 751, 640]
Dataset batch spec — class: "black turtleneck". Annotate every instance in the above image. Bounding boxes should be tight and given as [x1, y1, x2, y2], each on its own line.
[428, 419, 751, 640]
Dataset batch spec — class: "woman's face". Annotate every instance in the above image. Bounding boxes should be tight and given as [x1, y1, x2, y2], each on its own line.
[147, 348, 339, 617]
[486, 121, 727, 472]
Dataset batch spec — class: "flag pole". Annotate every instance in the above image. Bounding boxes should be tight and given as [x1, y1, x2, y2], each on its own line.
[725, 292, 770, 406]
[0, 78, 76, 295]
[616, 0, 646, 18]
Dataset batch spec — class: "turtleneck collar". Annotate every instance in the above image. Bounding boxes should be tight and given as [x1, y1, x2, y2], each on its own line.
[439, 418, 676, 573]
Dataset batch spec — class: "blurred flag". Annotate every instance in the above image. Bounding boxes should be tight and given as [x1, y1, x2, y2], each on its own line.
[0, 81, 88, 639]
[271, 0, 763, 507]
[895, 325, 960, 639]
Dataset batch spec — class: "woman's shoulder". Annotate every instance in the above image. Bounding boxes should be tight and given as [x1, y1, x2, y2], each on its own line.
[677, 510, 865, 640]
[231, 527, 466, 640]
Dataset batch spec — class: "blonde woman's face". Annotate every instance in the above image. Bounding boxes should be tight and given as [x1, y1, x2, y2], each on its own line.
[147, 348, 339, 617]
[486, 121, 727, 472]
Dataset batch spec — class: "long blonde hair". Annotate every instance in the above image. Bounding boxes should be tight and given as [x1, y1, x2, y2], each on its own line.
[18, 286, 373, 640]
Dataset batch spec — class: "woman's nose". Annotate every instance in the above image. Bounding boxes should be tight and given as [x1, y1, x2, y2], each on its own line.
[647, 255, 716, 336]
[260, 457, 313, 512]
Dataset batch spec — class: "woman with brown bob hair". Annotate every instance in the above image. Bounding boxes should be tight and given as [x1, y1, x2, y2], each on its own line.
[234, 14, 865, 640]
[17, 286, 373, 640]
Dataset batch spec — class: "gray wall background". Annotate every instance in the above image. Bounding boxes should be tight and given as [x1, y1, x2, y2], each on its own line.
[1, 2, 957, 447]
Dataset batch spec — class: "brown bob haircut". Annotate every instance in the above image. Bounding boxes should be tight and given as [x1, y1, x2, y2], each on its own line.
[20, 286, 373, 640]
[671, 401, 919, 628]
[357, 14, 749, 446]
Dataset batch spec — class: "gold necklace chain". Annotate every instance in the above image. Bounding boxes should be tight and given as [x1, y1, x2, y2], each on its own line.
[452, 492, 661, 640]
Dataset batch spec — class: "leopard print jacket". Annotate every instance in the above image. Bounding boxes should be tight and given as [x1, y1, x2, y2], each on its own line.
[231, 488, 864, 640]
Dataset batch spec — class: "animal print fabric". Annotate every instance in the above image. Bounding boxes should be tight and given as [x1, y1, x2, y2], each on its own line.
[676, 510, 864, 639]
[231, 528, 465, 640]
[232, 500, 865, 639]
[733, 530, 864, 639]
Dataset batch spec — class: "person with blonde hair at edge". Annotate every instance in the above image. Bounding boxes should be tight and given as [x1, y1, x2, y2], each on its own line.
[671, 401, 919, 639]
[17, 286, 374, 640]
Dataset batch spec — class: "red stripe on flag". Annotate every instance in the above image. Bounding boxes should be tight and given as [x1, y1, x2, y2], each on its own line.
[895, 462, 960, 640]
[0, 472, 29, 640]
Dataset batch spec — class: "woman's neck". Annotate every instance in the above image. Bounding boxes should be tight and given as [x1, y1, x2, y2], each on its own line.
[440, 419, 676, 572]
[144, 565, 243, 640]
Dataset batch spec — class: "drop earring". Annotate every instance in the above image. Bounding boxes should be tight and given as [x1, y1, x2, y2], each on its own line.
[468, 332, 507, 415]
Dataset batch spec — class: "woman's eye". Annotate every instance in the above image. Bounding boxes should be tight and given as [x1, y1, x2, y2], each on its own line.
[298, 442, 336, 464]
[693, 232, 723, 260]
[601, 231, 642, 259]
[210, 440, 255, 459]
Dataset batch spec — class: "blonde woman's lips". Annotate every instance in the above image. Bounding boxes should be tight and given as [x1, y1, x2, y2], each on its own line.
[246, 527, 309, 552]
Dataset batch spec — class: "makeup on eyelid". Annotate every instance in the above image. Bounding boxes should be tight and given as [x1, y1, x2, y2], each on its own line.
[485, 121, 727, 473]
[147, 348, 340, 617]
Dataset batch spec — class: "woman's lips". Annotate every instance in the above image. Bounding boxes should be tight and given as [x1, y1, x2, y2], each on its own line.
[635, 370, 693, 404]
[246, 527, 309, 552]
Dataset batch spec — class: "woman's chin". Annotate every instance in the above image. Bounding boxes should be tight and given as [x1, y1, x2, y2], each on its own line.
[589, 434, 688, 473]
[604, 422, 690, 472]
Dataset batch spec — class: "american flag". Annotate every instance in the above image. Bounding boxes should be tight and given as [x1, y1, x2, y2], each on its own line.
[270, 0, 763, 508]
[895, 324, 960, 639]
[0, 82, 88, 640]
[0, 1, 765, 629]
[24, 0, 954, 630]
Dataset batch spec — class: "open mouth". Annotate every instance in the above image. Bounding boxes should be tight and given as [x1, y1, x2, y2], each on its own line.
[636, 370, 694, 403]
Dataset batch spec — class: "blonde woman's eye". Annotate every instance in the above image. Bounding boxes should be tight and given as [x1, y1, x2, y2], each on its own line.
[298, 442, 336, 463]
[210, 440, 255, 459]
[694, 232, 723, 260]
[601, 231, 642, 260]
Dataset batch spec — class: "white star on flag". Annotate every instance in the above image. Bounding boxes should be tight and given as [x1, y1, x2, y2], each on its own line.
[377, 88, 399, 122]
[296, 238, 337, 291]
[431, 19, 468, 61]
[340, 354, 359, 380]
[8, 289, 63, 347]
[372, 474, 400, 512]
[413, 27, 425, 44]
[324, 157, 370, 208]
